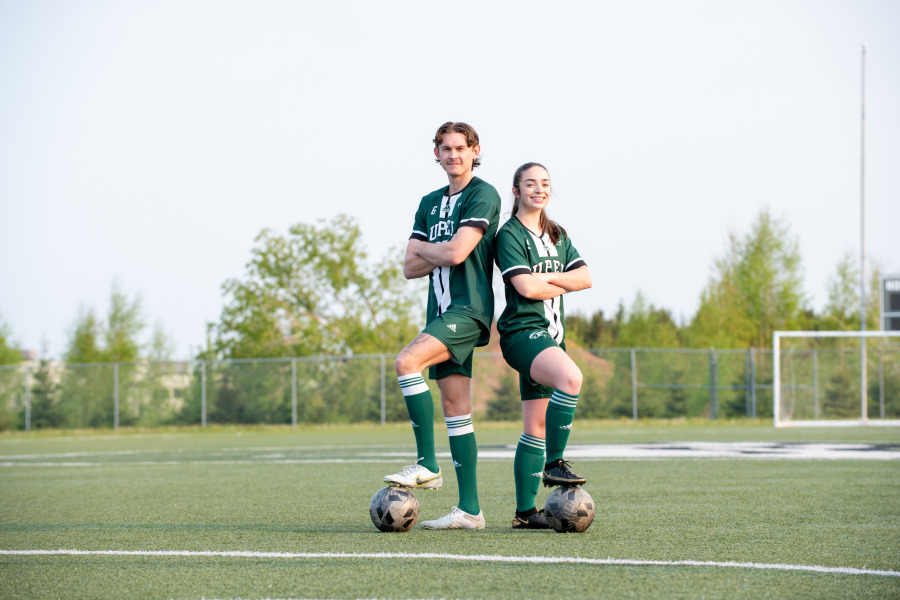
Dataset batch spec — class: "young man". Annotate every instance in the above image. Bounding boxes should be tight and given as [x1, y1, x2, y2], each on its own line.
[384, 122, 501, 530]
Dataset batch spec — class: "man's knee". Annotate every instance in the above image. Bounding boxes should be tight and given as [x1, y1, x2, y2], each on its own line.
[394, 351, 415, 376]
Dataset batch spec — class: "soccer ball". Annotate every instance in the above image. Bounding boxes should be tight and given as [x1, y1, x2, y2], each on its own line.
[369, 486, 419, 532]
[545, 486, 595, 533]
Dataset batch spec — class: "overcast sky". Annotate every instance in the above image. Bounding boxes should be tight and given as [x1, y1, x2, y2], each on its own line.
[1, 0, 898, 360]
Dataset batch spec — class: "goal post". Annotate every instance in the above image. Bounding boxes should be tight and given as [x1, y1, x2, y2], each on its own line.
[773, 330, 900, 427]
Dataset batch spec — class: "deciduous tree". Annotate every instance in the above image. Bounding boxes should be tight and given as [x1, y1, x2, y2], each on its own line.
[215, 214, 420, 358]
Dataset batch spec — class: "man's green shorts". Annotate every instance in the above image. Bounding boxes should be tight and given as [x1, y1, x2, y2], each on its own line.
[422, 311, 489, 380]
[500, 329, 566, 400]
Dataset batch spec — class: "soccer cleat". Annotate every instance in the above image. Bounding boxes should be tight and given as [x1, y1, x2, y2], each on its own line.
[542, 459, 586, 487]
[384, 463, 443, 491]
[421, 506, 485, 530]
[512, 508, 550, 529]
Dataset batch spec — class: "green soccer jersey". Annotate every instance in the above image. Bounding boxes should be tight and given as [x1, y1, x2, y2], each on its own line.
[410, 176, 501, 333]
[494, 217, 587, 343]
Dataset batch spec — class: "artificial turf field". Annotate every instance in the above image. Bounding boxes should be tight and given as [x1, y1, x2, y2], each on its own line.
[1, 421, 898, 600]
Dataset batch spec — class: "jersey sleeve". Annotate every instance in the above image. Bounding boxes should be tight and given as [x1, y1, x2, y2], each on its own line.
[495, 226, 532, 281]
[459, 184, 500, 232]
[409, 196, 429, 241]
[561, 232, 587, 271]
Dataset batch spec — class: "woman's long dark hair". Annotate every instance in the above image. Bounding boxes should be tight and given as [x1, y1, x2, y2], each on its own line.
[511, 162, 564, 245]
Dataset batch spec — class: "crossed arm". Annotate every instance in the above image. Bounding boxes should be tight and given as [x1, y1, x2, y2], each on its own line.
[510, 265, 592, 300]
[402, 227, 485, 280]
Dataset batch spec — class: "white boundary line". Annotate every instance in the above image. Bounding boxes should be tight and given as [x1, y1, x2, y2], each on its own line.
[1, 549, 897, 578]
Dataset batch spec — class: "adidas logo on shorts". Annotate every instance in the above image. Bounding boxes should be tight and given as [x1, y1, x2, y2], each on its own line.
[447, 324, 457, 332]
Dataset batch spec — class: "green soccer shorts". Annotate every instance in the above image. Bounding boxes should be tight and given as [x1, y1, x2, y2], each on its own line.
[500, 329, 567, 400]
[422, 311, 489, 380]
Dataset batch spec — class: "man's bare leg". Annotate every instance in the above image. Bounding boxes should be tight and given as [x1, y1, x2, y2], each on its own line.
[385, 333, 452, 488]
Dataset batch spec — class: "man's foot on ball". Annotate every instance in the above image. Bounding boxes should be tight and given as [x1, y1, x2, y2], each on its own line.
[511, 508, 550, 529]
[542, 459, 586, 487]
[421, 507, 485, 530]
[384, 463, 443, 490]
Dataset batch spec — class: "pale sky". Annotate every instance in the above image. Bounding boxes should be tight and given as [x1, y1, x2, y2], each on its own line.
[1, 0, 898, 359]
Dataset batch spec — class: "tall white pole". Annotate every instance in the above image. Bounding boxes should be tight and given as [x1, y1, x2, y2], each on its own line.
[860, 44, 868, 421]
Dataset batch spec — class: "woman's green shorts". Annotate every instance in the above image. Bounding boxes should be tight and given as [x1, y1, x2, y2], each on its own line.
[500, 329, 566, 401]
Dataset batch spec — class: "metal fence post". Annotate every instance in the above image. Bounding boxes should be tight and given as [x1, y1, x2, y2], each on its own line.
[113, 363, 119, 431]
[24, 365, 31, 432]
[630, 348, 638, 420]
[750, 348, 757, 418]
[709, 348, 718, 420]
[745, 350, 751, 417]
[201, 360, 207, 427]
[879, 349, 885, 419]
[813, 349, 819, 419]
[380, 355, 387, 426]
[291, 359, 297, 427]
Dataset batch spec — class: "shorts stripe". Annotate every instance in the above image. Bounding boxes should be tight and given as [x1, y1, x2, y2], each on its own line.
[519, 433, 546, 450]
[549, 390, 578, 408]
[446, 414, 474, 436]
[398, 374, 429, 396]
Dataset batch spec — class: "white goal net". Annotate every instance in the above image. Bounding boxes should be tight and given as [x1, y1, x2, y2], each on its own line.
[773, 331, 900, 427]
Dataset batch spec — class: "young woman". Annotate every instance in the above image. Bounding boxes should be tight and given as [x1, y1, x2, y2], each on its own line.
[493, 162, 592, 529]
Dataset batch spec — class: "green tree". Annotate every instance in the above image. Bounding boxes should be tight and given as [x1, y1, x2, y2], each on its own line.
[30, 344, 64, 429]
[685, 208, 808, 349]
[65, 306, 104, 364]
[148, 321, 175, 361]
[616, 291, 681, 348]
[821, 252, 862, 331]
[215, 214, 420, 358]
[103, 282, 144, 363]
[566, 310, 611, 348]
[198, 215, 421, 424]
[0, 316, 22, 365]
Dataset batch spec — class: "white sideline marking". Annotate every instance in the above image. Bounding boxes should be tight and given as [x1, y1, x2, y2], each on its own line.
[2, 442, 898, 467]
[1, 549, 897, 578]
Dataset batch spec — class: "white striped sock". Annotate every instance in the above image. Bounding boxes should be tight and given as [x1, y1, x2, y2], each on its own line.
[446, 414, 474, 436]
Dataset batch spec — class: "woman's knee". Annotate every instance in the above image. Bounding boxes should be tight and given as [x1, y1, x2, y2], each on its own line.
[557, 366, 583, 395]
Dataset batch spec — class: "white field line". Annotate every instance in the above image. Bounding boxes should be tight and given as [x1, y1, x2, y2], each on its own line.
[0, 459, 398, 467]
[2, 443, 898, 467]
[1, 549, 897, 578]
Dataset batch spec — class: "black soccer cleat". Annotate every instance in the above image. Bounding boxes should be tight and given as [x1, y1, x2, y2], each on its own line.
[511, 508, 551, 529]
[542, 459, 587, 487]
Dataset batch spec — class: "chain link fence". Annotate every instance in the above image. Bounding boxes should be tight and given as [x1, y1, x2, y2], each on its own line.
[1, 347, 897, 431]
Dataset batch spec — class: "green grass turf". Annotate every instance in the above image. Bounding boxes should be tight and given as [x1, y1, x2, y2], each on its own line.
[1, 421, 898, 599]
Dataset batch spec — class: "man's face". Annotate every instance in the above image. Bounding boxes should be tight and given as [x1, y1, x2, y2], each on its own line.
[434, 131, 480, 178]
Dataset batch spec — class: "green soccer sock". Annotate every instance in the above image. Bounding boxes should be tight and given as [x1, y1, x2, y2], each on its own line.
[545, 389, 578, 464]
[398, 374, 438, 473]
[446, 414, 479, 515]
[514, 433, 546, 513]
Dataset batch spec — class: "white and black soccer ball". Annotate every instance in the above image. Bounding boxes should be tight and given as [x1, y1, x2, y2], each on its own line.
[545, 486, 595, 533]
[370, 486, 419, 532]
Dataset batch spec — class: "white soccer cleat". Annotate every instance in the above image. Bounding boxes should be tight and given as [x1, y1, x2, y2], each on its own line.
[420, 506, 485, 530]
[384, 463, 443, 491]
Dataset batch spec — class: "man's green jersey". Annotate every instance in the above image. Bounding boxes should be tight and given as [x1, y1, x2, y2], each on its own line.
[410, 176, 501, 334]
[494, 217, 587, 344]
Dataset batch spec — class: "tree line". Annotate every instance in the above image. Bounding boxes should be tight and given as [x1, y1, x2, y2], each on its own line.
[0, 208, 894, 430]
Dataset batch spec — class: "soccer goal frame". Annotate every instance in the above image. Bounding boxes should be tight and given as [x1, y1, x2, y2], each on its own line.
[773, 330, 900, 428]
